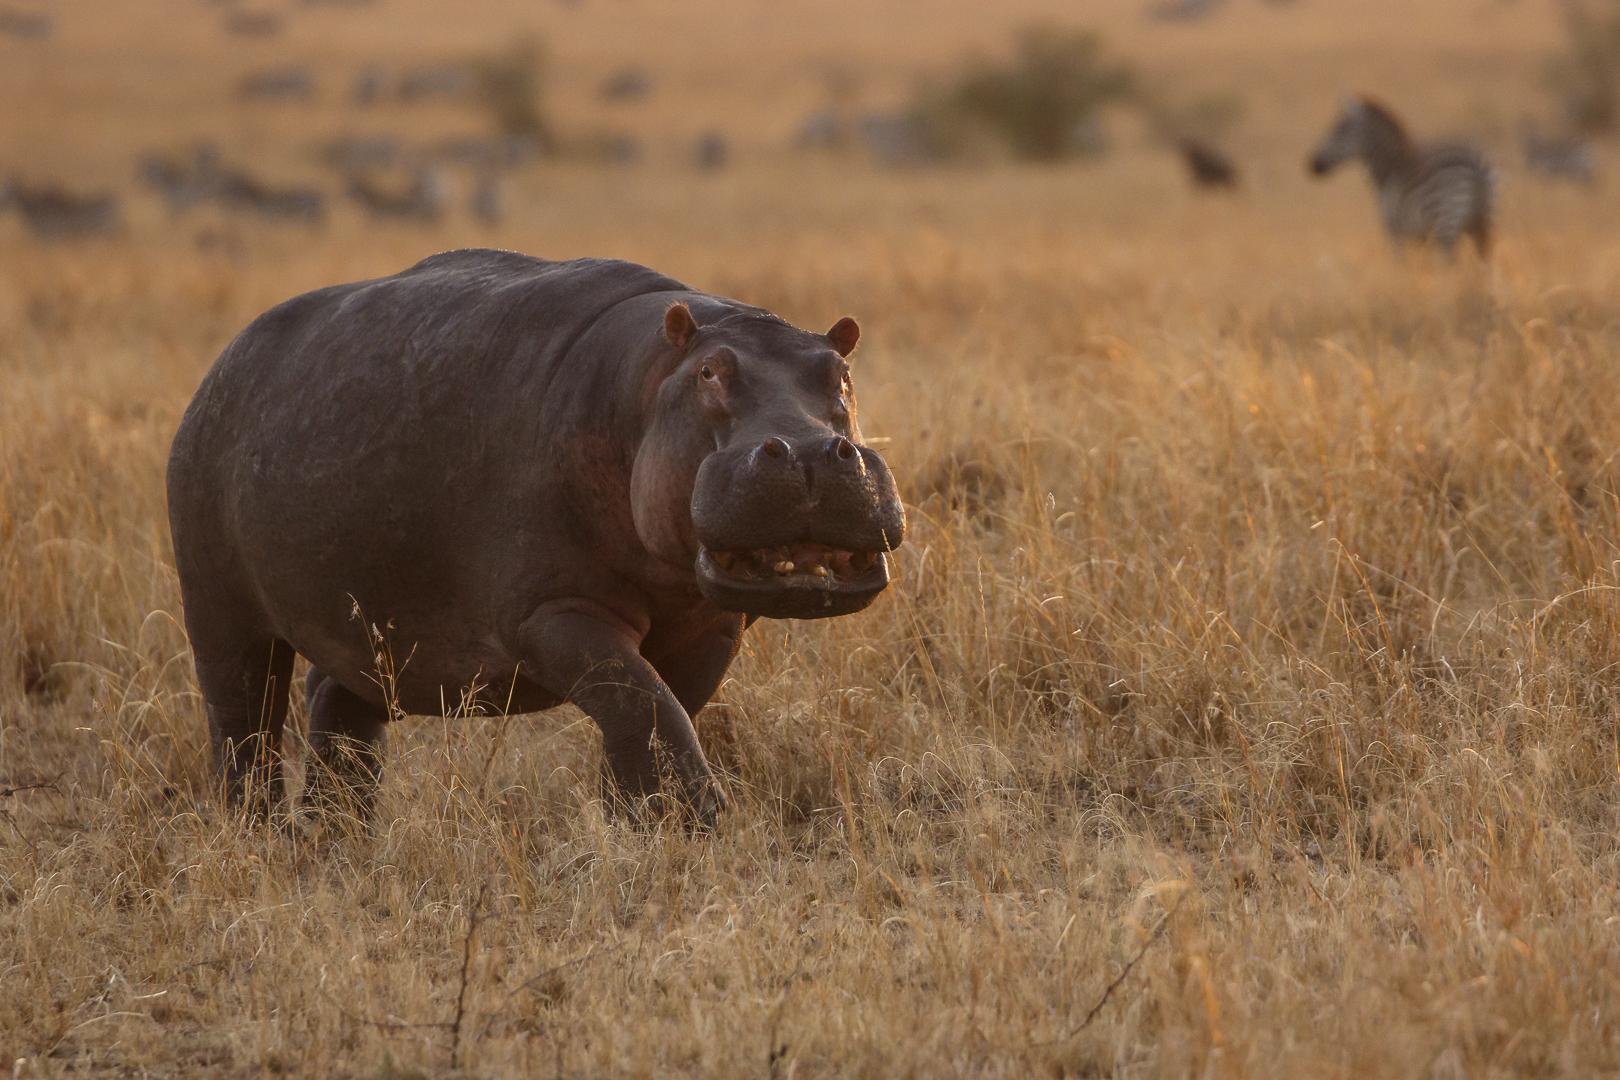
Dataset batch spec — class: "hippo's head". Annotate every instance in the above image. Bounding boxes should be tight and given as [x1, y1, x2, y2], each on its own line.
[631, 301, 905, 620]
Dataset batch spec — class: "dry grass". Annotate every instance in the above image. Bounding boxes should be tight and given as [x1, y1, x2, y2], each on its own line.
[5, 1, 1620, 1076]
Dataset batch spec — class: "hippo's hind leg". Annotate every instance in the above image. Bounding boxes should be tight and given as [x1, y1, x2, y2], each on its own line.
[194, 636, 296, 818]
[302, 667, 389, 823]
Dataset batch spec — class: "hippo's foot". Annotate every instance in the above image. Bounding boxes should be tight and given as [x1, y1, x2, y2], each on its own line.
[300, 668, 387, 830]
[300, 754, 381, 833]
[198, 638, 296, 824]
[600, 769, 727, 833]
[660, 778, 726, 833]
[218, 759, 290, 827]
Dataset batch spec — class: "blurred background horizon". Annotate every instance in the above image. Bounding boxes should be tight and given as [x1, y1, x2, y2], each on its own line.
[0, 0, 1603, 280]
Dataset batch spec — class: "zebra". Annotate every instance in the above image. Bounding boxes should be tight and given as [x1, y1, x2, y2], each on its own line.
[1308, 96, 1494, 258]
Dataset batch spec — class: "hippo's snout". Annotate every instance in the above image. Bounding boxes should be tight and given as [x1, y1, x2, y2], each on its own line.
[691, 432, 906, 619]
[732, 436, 813, 518]
[693, 433, 904, 553]
[813, 435, 866, 489]
[747, 434, 865, 492]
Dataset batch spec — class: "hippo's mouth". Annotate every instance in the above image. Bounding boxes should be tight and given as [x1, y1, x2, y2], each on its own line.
[696, 541, 891, 619]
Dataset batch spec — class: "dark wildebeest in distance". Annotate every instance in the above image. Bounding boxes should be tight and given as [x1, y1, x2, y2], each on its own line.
[1177, 137, 1238, 189]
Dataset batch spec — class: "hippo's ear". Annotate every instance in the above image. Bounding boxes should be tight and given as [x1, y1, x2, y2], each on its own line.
[826, 316, 860, 358]
[664, 303, 700, 354]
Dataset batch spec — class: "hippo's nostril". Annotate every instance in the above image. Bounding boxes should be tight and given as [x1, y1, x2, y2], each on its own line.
[761, 437, 790, 460]
[835, 438, 855, 461]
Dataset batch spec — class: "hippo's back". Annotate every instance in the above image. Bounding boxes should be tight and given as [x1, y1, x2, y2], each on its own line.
[171, 248, 685, 502]
[174, 249, 683, 450]
[166, 249, 690, 681]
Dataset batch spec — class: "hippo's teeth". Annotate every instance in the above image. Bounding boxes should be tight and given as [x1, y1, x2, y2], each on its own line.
[774, 560, 795, 574]
[851, 551, 876, 571]
[710, 551, 736, 570]
[812, 565, 829, 577]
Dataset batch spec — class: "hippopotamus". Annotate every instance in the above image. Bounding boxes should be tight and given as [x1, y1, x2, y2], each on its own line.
[166, 249, 905, 826]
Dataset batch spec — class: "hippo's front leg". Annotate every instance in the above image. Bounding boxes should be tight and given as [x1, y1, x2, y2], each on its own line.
[516, 599, 725, 825]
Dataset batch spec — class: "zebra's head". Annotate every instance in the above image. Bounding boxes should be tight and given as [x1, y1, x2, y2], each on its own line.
[1308, 98, 1371, 176]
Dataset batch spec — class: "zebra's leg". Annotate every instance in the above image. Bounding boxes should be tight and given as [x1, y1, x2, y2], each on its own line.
[1434, 227, 1461, 261]
[1467, 218, 1492, 260]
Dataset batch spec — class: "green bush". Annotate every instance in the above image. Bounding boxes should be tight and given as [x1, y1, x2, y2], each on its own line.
[473, 38, 555, 152]
[910, 26, 1136, 162]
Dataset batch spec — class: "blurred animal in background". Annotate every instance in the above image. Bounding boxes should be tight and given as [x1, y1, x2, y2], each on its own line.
[216, 173, 326, 223]
[222, 10, 282, 37]
[397, 65, 472, 103]
[0, 180, 121, 239]
[321, 136, 402, 173]
[796, 111, 846, 150]
[140, 144, 225, 215]
[1149, 0, 1226, 21]
[346, 167, 447, 222]
[857, 114, 929, 166]
[469, 170, 503, 226]
[428, 134, 539, 171]
[350, 67, 385, 106]
[1177, 136, 1238, 189]
[324, 132, 533, 226]
[695, 132, 729, 171]
[602, 135, 645, 166]
[1520, 120, 1596, 184]
[1308, 96, 1494, 258]
[238, 66, 315, 103]
[0, 8, 51, 39]
[599, 67, 653, 102]
[140, 145, 325, 223]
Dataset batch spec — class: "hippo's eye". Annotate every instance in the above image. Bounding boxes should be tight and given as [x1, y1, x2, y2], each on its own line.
[700, 364, 715, 381]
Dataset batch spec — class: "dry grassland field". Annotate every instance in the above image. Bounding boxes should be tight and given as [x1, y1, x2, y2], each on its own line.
[6, 0, 1620, 1076]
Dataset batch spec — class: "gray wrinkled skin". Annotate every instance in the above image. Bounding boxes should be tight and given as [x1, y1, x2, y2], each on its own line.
[166, 249, 906, 826]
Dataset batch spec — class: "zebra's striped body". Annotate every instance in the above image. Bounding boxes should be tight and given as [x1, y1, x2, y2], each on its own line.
[1309, 97, 1494, 258]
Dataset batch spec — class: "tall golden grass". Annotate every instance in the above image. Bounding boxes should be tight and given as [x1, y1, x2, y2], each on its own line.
[4, 0, 1620, 1075]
